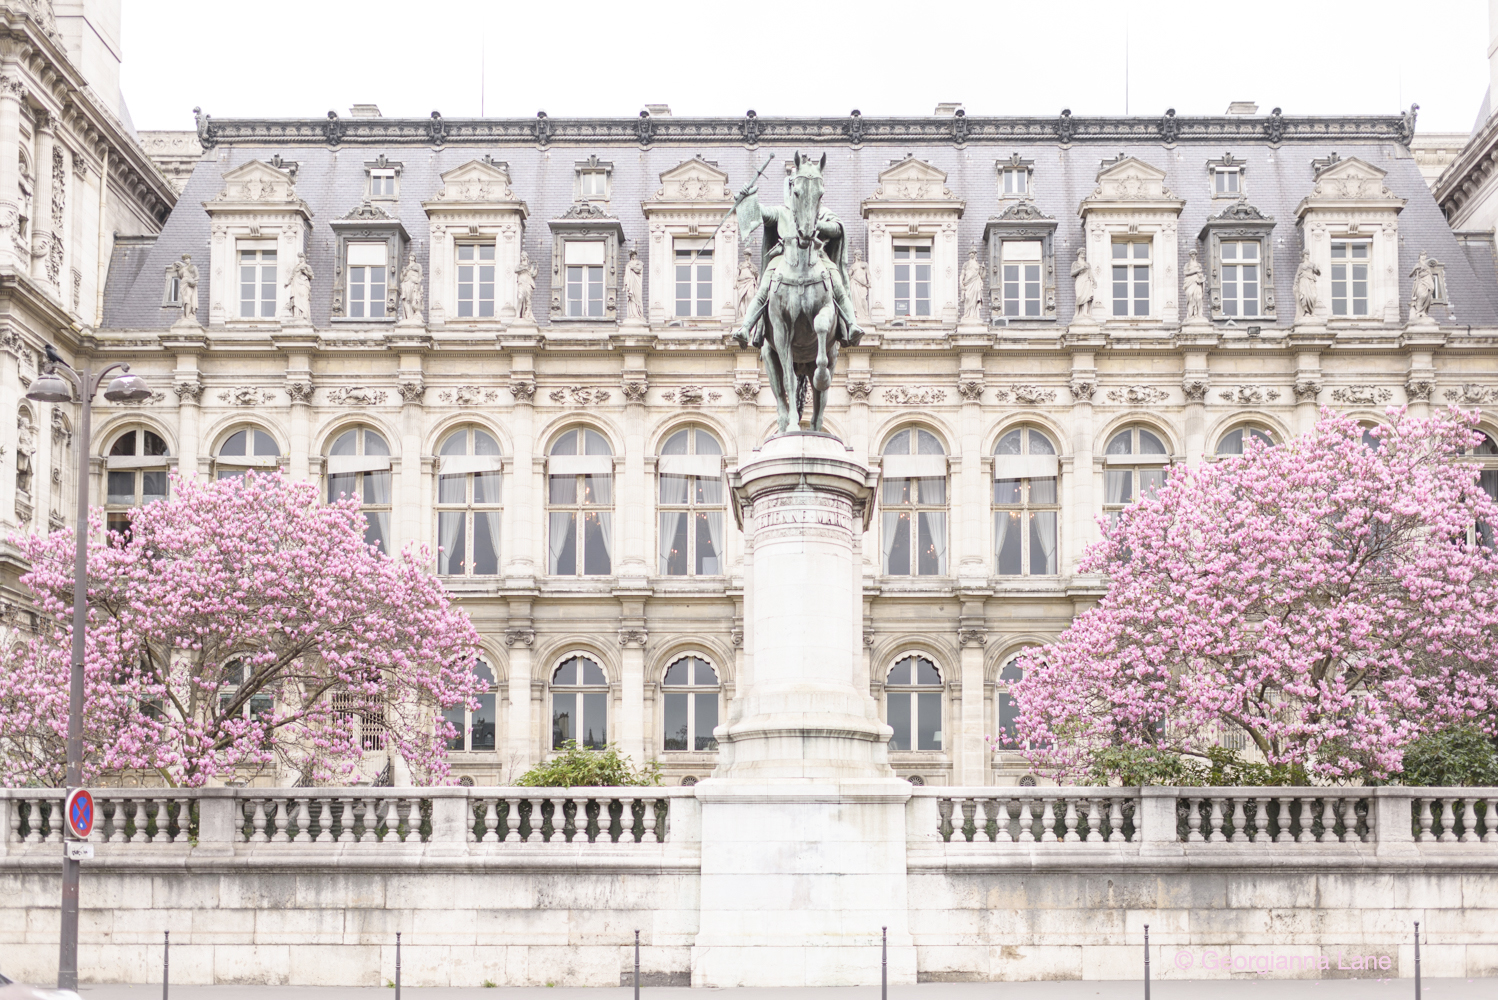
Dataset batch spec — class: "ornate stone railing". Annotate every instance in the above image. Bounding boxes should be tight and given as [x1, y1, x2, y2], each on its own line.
[914, 786, 1498, 849]
[0, 786, 691, 853]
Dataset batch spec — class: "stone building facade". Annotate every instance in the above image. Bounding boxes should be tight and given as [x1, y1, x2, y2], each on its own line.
[5, 5, 1498, 792]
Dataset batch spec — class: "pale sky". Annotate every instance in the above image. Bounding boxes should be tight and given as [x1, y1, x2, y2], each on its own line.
[120, 0, 1490, 134]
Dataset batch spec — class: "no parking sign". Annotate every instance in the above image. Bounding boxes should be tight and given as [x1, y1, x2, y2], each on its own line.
[64, 788, 94, 840]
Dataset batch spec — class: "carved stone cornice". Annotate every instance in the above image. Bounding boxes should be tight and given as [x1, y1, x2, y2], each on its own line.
[190, 112, 1416, 151]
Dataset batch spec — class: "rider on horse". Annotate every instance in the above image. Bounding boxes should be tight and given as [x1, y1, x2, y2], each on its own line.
[733, 162, 866, 351]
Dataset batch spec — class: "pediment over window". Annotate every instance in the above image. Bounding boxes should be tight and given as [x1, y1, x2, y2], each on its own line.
[867, 155, 957, 202]
[1301, 156, 1405, 204]
[207, 160, 302, 206]
[649, 157, 731, 204]
[993, 199, 1053, 222]
[429, 159, 519, 204]
[1085, 157, 1179, 204]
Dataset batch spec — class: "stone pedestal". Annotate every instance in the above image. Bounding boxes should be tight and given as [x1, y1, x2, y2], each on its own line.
[691, 432, 916, 987]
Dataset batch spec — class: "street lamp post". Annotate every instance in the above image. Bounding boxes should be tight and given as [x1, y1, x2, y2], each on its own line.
[26, 350, 152, 991]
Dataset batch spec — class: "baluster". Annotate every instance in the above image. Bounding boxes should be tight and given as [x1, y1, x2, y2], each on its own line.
[1273, 795, 1293, 843]
[1335, 797, 1353, 843]
[1207, 797, 1226, 842]
[642, 796, 658, 843]
[246, 798, 266, 843]
[7, 797, 21, 844]
[1459, 797, 1478, 843]
[273, 797, 293, 843]
[360, 796, 379, 842]
[333, 796, 352, 843]
[1416, 797, 1435, 842]
[529, 796, 548, 843]
[960, 799, 978, 842]
[1296, 798, 1316, 844]
[1250, 797, 1269, 843]
[1484, 796, 1498, 843]
[291, 797, 311, 843]
[571, 796, 588, 842]
[1226, 797, 1247, 843]
[313, 796, 333, 843]
[1039, 797, 1058, 843]
[1016, 798, 1035, 843]
[481, 797, 500, 843]
[981, 798, 1003, 843]
[1108, 798, 1124, 843]
[1061, 798, 1080, 842]
[87, 799, 107, 844]
[1360, 795, 1375, 843]
[935, 798, 954, 841]
[396, 798, 413, 841]
[43, 798, 63, 844]
[140, 799, 159, 844]
[504, 797, 522, 842]
[1186, 797, 1204, 842]
[1085, 798, 1103, 843]
[1439, 797, 1459, 843]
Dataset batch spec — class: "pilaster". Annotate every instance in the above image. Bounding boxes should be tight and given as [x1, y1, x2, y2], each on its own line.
[505, 353, 537, 579]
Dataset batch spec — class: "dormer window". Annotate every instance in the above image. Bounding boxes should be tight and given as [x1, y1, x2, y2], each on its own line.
[574, 156, 614, 202]
[364, 155, 403, 201]
[370, 170, 396, 197]
[581, 171, 607, 198]
[1002, 167, 1028, 196]
[1213, 167, 1241, 196]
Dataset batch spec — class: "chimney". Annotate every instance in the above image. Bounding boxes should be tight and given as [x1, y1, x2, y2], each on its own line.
[934, 102, 964, 116]
[1226, 102, 1259, 115]
[643, 104, 672, 117]
[349, 104, 382, 118]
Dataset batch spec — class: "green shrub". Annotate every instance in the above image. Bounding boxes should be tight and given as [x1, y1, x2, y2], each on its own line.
[1397, 726, 1498, 787]
[1085, 745, 1304, 786]
[514, 741, 661, 787]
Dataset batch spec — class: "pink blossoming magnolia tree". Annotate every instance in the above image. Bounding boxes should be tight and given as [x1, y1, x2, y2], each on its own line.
[0, 471, 482, 787]
[1009, 408, 1498, 782]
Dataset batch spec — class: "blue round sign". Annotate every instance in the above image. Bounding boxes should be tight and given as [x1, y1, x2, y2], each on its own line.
[64, 788, 94, 839]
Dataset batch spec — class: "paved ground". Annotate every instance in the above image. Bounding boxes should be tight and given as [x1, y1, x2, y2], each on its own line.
[51, 981, 1496, 1000]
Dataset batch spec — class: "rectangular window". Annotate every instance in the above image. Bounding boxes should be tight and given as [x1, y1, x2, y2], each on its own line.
[887, 691, 942, 751]
[456, 243, 495, 318]
[1001, 241, 1043, 318]
[1111, 240, 1151, 318]
[675, 241, 713, 318]
[1213, 168, 1241, 196]
[370, 170, 396, 197]
[1219, 240, 1260, 318]
[1330, 240, 1370, 317]
[893, 243, 932, 317]
[565, 241, 605, 318]
[237, 246, 277, 319]
[346, 242, 387, 319]
[1002, 167, 1028, 196]
[580, 170, 607, 198]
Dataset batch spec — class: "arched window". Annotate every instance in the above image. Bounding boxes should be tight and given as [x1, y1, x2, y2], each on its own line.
[1361, 424, 1382, 450]
[881, 429, 947, 576]
[1103, 426, 1169, 522]
[436, 427, 503, 576]
[443, 658, 497, 753]
[886, 654, 942, 751]
[1470, 433, 1498, 547]
[215, 427, 281, 480]
[105, 428, 170, 535]
[1215, 425, 1274, 457]
[993, 427, 1059, 576]
[996, 655, 1025, 740]
[658, 427, 725, 576]
[662, 655, 720, 751]
[547, 429, 613, 576]
[326, 427, 392, 554]
[551, 654, 608, 749]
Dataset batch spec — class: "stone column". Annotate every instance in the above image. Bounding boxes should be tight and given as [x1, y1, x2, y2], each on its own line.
[1181, 351, 1209, 465]
[31, 113, 55, 289]
[504, 359, 536, 578]
[617, 624, 646, 764]
[0, 72, 24, 272]
[173, 381, 202, 477]
[1067, 357, 1098, 573]
[955, 354, 986, 583]
[0, 343, 19, 527]
[1404, 342, 1438, 419]
[694, 432, 915, 988]
[955, 621, 987, 786]
[618, 351, 648, 582]
[504, 619, 535, 777]
[277, 334, 316, 482]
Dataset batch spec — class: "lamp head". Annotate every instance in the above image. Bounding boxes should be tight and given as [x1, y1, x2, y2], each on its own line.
[26, 372, 73, 403]
[103, 372, 153, 402]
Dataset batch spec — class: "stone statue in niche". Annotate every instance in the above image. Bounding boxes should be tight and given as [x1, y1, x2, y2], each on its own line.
[959, 247, 984, 322]
[1409, 251, 1437, 322]
[515, 251, 537, 320]
[848, 249, 871, 324]
[285, 252, 313, 323]
[1182, 248, 1205, 321]
[734, 249, 758, 323]
[15, 409, 34, 496]
[399, 255, 424, 322]
[1294, 250, 1321, 319]
[172, 254, 198, 321]
[1072, 249, 1096, 320]
[624, 248, 644, 321]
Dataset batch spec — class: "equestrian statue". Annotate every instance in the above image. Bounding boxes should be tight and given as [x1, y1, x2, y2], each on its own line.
[733, 152, 865, 434]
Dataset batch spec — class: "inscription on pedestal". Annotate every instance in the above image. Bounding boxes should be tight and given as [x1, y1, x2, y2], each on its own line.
[752, 491, 854, 541]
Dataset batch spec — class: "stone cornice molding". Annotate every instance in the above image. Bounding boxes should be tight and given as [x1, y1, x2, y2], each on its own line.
[190, 111, 1419, 150]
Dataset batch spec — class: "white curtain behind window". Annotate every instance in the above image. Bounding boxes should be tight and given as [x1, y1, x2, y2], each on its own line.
[549, 512, 573, 573]
[1033, 511, 1057, 574]
[703, 511, 723, 575]
[438, 511, 463, 574]
[922, 511, 947, 574]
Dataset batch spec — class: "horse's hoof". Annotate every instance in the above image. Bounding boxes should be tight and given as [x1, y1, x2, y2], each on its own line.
[813, 365, 831, 392]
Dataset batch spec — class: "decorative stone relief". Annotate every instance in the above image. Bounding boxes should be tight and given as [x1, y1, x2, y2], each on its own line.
[15, 409, 34, 496]
[1443, 385, 1498, 404]
[617, 627, 649, 648]
[1218, 385, 1281, 404]
[504, 627, 536, 647]
[1292, 379, 1323, 403]
[957, 628, 987, 647]
[733, 381, 760, 402]
[509, 379, 537, 403]
[71, 268, 81, 311]
[1404, 379, 1436, 402]
[992, 384, 1058, 405]
[846, 380, 873, 401]
[217, 386, 275, 406]
[173, 380, 204, 403]
[730, 626, 744, 646]
[286, 381, 314, 403]
[50, 146, 65, 228]
[1329, 385, 1393, 405]
[1068, 378, 1097, 402]
[327, 385, 388, 406]
[1182, 379, 1210, 402]
[884, 387, 947, 405]
[957, 380, 984, 402]
[1107, 385, 1170, 405]
[662, 385, 720, 405]
[549, 386, 612, 405]
[112, 391, 166, 407]
[621, 380, 649, 403]
[398, 380, 425, 403]
[439, 386, 500, 405]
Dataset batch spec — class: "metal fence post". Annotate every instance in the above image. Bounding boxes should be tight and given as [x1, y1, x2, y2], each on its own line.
[1144, 923, 1151, 1000]
[634, 929, 640, 1000]
[162, 930, 168, 1000]
[1414, 921, 1421, 1000]
[881, 926, 887, 1000]
[396, 931, 402, 1000]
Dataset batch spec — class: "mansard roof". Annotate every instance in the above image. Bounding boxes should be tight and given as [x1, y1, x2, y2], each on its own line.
[100, 110, 1497, 329]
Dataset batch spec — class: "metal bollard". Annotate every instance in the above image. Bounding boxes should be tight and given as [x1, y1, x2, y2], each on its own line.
[162, 930, 169, 1000]
[881, 926, 887, 1000]
[395, 931, 402, 1000]
[1414, 921, 1421, 1000]
[634, 929, 640, 1000]
[1144, 923, 1150, 1000]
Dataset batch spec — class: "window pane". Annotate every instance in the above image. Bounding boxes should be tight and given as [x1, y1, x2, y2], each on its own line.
[1029, 476, 1057, 504]
[437, 512, 465, 574]
[1029, 511, 1057, 575]
[107, 470, 135, 506]
[581, 692, 607, 749]
[695, 692, 719, 750]
[472, 512, 500, 575]
[917, 511, 945, 575]
[660, 511, 688, 575]
[583, 512, 612, 574]
[695, 512, 721, 575]
[552, 692, 576, 749]
[664, 691, 689, 750]
[996, 511, 1022, 575]
[1105, 469, 1133, 505]
[549, 511, 576, 574]
[439, 474, 467, 505]
[141, 471, 167, 503]
[883, 511, 910, 575]
[917, 691, 942, 751]
[443, 702, 467, 751]
[471, 692, 496, 750]
[659, 473, 689, 504]
[328, 473, 356, 501]
[888, 691, 911, 751]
